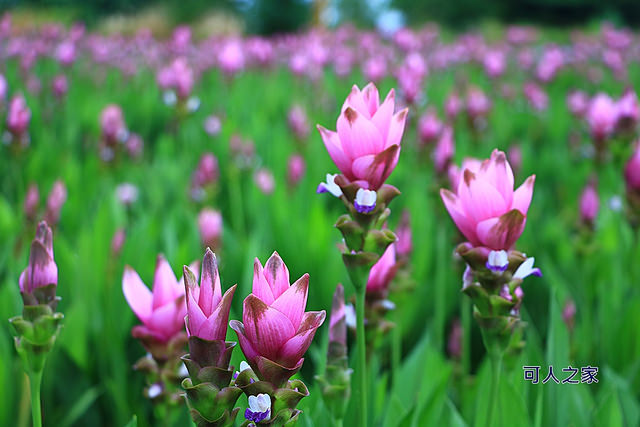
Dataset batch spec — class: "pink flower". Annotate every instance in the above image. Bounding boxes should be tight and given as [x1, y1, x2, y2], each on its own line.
[317, 83, 408, 190]
[567, 90, 589, 117]
[192, 152, 219, 189]
[440, 149, 535, 250]
[52, 74, 68, 99]
[433, 126, 455, 175]
[395, 210, 412, 259]
[44, 180, 67, 226]
[183, 249, 236, 341]
[616, 89, 639, 132]
[445, 92, 462, 120]
[587, 93, 618, 142]
[100, 104, 126, 144]
[288, 105, 309, 141]
[7, 94, 31, 137]
[418, 109, 442, 145]
[111, 228, 126, 256]
[466, 87, 491, 119]
[448, 157, 482, 191]
[254, 168, 275, 195]
[328, 284, 346, 346]
[366, 244, 397, 293]
[19, 221, 57, 295]
[198, 208, 223, 250]
[123, 255, 198, 343]
[625, 141, 640, 191]
[230, 252, 326, 386]
[579, 179, 599, 225]
[24, 183, 39, 221]
[219, 40, 245, 76]
[287, 154, 306, 187]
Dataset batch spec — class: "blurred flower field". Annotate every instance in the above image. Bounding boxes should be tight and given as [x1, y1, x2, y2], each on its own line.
[1, 15, 640, 427]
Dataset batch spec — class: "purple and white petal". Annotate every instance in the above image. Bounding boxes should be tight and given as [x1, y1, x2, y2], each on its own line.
[354, 188, 376, 213]
[486, 250, 509, 274]
[513, 257, 542, 280]
[316, 173, 343, 198]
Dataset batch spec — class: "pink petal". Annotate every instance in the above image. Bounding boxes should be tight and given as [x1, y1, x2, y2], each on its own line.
[278, 311, 326, 367]
[152, 255, 180, 309]
[512, 175, 536, 215]
[440, 189, 479, 244]
[385, 108, 408, 148]
[271, 274, 309, 330]
[340, 107, 385, 158]
[371, 89, 395, 140]
[352, 155, 375, 183]
[183, 265, 205, 335]
[242, 295, 295, 361]
[123, 266, 152, 323]
[263, 252, 290, 300]
[195, 284, 236, 341]
[482, 150, 514, 206]
[26, 240, 58, 292]
[362, 82, 381, 117]
[458, 170, 508, 223]
[317, 125, 353, 178]
[230, 320, 259, 365]
[198, 249, 221, 316]
[343, 84, 371, 118]
[252, 258, 274, 305]
[147, 298, 185, 340]
[475, 210, 526, 250]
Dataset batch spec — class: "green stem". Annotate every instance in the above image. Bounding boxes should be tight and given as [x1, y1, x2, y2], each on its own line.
[355, 285, 368, 427]
[391, 321, 401, 390]
[486, 352, 503, 427]
[334, 418, 344, 427]
[28, 370, 43, 427]
[461, 297, 471, 376]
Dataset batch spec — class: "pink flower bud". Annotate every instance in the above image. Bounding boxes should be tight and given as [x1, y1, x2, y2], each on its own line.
[440, 149, 535, 250]
[433, 126, 455, 175]
[184, 249, 236, 341]
[579, 178, 599, 226]
[254, 168, 275, 195]
[52, 74, 68, 99]
[230, 252, 325, 386]
[287, 105, 309, 141]
[24, 183, 39, 222]
[219, 40, 245, 76]
[45, 180, 67, 226]
[125, 133, 143, 158]
[447, 319, 462, 359]
[287, 154, 306, 187]
[111, 228, 126, 256]
[562, 300, 576, 333]
[56, 41, 76, 66]
[625, 141, 640, 191]
[395, 210, 412, 259]
[317, 83, 408, 190]
[192, 153, 219, 188]
[567, 90, 589, 118]
[507, 145, 522, 177]
[198, 208, 223, 250]
[587, 93, 618, 142]
[19, 221, 57, 296]
[466, 87, 491, 119]
[100, 104, 126, 144]
[445, 92, 462, 120]
[418, 109, 442, 145]
[328, 284, 346, 346]
[7, 94, 31, 138]
[616, 89, 639, 133]
[366, 244, 397, 294]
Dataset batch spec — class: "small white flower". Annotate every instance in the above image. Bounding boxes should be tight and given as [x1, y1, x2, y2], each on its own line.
[608, 195, 623, 212]
[513, 257, 542, 280]
[381, 300, 396, 310]
[239, 361, 250, 372]
[148, 383, 162, 399]
[462, 265, 474, 289]
[246, 393, 271, 422]
[187, 96, 200, 112]
[316, 173, 343, 198]
[178, 363, 189, 378]
[354, 188, 377, 213]
[486, 250, 509, 274]
[163, 90, 177, 106]
[344, 303, 356, 329]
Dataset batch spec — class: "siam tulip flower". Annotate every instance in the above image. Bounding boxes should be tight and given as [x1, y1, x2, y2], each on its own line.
[317, 83, 408, 190]
[198, 208, 223, 250]
[111, 228, 126, 256]
[363, 56, 387, 83]
[192, 152, 219, 189]
[448, 157, 482, 190]
[466, 87, 492, 120]
[289, 53, 308, 77]
[125, 133, 143, 158]
[397, 68, 422, 105]
[440, 149, 535, 250]
[567, 90, 589, 118]
[615, 89, 639, 133]
[625, 141, 640, 193]
[19, 221, 57, 298]
[52, 74, 68, 99]
[55, 41, 76, 66]
[219, 40, 245, 76]
[483, 50, 506, 78]
[254, 168, 275, 195]
[536, 47, 563, 82]
[203, 114, 222, 136]
[523, 82, 548, 111]
[562, 300, 576, 333]
[115, 183, 139, 206]
[288, 105, 310, 141]
[579, 178, 599, 226]
[404, 52, 428, 79]
[171, 26, 191, 53]
[586, 93, 618, 143]
[100, 104, 127, 145]
[287, 154, 306, 187]
[445, 91, 463, 120]
[230, 252, 326, 386]
[366, 243, 397, 294]
[7, 94, 31, 140]
[183, 249, 236, 342]
[507, 145, 522, 177]
[433, 126, 455, 175]
[395, 210, 413, 260]
[418, 108, 443, 145]
[0, 73, 7, 102]
[44, 180, 67, 226]
[123, 255, 197, 344]
[24, 183, 39, 222]
[447, 319, 462, 359]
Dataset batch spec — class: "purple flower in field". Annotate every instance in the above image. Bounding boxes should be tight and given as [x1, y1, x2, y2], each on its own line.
[567, 90, 589, 118]
[418, 108, 443, 145]
[44, 180, 67, 226]
[288, 105, 310, 141]
[579, 178, 599, 226]
[19, 221, 57, 296]
[52, 74, 68, 99]
[24, 183, 39, 222]
[287, 154, 306, 187]
[100, 104, 127, 145]
[433, 126, 455, 175]
[616, 89, 639, 133]
[7, 94, 31, 140]
[219, 40, 245, 76]
[255, 168, 275, 195]
[198, 208, 223, 250]
[203, 115, 222, 136]
[587, 93, 618, 142]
